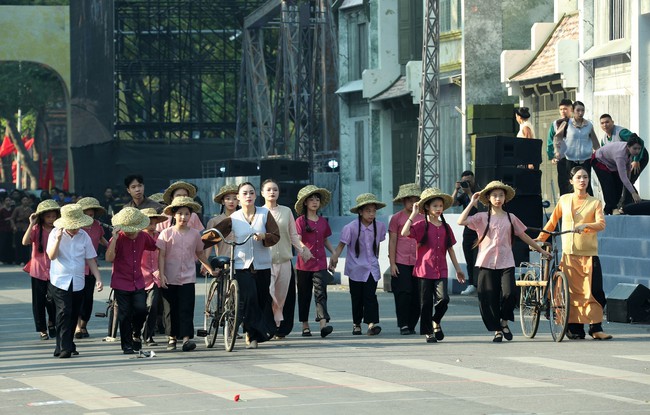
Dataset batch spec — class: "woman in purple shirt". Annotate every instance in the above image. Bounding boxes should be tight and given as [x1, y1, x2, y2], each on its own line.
[330, 193, 387, 336]
[295, 185, 335, 338]
[402, 188, 465, 343]
[592, 134, 643, 214]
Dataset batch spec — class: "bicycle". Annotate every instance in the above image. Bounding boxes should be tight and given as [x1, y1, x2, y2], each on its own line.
[517, 227, 574, 342]
[197, 228, 253, 352]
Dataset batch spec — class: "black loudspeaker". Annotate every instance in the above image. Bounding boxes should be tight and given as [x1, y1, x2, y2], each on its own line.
[607, 283, 650, 323]
[224, 160, 258, 177]
[260, 159, 309, 182]
[476, 167, 542, 195]
[622, 201, 650, 215]
[507, 195, 543, 266]
[277, 182, 303, 210]
[475, 136, 542, 167]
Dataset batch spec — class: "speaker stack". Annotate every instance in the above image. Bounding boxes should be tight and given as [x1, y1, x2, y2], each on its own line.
[259, 159, 310, 208]
[475, 136, 544, 266]
[607, 283, 650, 323]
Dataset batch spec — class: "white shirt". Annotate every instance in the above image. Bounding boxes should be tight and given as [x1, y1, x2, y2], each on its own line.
[230, 207, 272, 270]
[48, 228, 97, 292]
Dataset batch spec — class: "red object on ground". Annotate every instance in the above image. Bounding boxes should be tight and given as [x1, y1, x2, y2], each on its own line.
[233, 394, 240, 402]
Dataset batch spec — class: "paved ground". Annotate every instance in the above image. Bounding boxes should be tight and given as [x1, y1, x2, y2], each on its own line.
[1, 263, 649, 414]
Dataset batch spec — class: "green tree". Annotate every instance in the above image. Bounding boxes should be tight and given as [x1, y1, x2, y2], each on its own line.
[0, 62, 65, 188]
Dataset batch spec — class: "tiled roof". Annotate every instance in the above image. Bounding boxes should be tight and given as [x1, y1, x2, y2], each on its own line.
[510, 13, 579, 82]
[370, 76, 410, 102]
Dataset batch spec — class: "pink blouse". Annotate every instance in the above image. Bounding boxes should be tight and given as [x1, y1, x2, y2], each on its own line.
[296, 216, 332, 272]
[408, 220, 456, 279]
[388, 210, 423, 266]
[27, 225, 52, 281]
[465, 212, 527, 269]
[156, 226, 204, 285]
[141, 231, 160, 290]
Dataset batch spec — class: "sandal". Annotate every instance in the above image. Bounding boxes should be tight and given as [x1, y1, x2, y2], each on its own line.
[167, 338, 177, 350]
[367, 325, 382, 336]
[81, 328, 89, 338]
[352, 325, 362, 335]
[433, 324, 444, 341]
[425, 334, 437, 343]
[40, 332, 49, 341]
[493, 332, 503, 343]
[320, 325, 333, 338]
[74, 330, 83, 339]
[301, 328, 312, 337]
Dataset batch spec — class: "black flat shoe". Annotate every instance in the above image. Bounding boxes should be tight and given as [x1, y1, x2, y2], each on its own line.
[493, 332, 503, 343]
[352, 325, 362, 335]
[182, 341, 196, 352]
[425, 334, 437, 343]
[48, 326, 56, 338]
[40, 332, 49, 341]
[320, 326, 333, 338]
[123, 348, 135, 355]
[302, 328, 312, 337]
[400, 327, 411, 335]
[74, 331, 83, 339]
[59, 350, 72, 358]
[501, 325, 513, 341]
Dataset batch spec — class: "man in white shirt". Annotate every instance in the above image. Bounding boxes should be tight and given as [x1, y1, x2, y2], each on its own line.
[47, 204, 103, 359]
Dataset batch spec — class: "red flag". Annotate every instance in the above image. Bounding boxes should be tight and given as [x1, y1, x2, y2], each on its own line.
[45, 154, 55, 191]
[0, 136, 34, 157]
[62, 160, 69, 192]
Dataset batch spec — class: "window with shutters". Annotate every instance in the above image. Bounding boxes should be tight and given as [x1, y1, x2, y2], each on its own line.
[440, 0, 461, 33]
[594, 0, 629, 44]
[398, 1, 423, 65]
[347, 10, 368, 80]
[608, 0, 626, 40]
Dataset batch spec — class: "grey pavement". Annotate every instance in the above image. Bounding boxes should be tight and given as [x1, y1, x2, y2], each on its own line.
[1, 263, 649, 414]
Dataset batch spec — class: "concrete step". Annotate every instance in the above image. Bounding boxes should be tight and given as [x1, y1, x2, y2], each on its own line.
[599, 238, 650, 258]
[600, 215, 650, 238]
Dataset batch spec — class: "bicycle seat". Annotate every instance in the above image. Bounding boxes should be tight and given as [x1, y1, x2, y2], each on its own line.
[211, 256, 230, 269]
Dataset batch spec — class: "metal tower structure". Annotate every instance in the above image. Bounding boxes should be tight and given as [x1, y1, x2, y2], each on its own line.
[113, 0, 265, 141]
[415, 0, 440, 188]
[236, 0, 339, 173]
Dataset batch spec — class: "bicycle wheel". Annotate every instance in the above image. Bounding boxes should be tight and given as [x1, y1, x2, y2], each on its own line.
[223, 279, 240, 352]
[549, 270, 570, 342]
[519, 270, 542, 338]
[205, 280, 220, 348]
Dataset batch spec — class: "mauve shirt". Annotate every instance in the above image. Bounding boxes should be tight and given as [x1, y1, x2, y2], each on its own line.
[296, 216, 332, 272]
[388, 210, 423, 266]
[408, 220, 456, 279]
[110, 231, 157, 291]
[466, 212, 527, 269]
[156, 227, 204, 285]
[340, 218, 387, 282]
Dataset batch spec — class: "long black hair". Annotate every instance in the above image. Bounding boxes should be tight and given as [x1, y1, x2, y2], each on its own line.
[354, 213, 378, 258]
[37, 211, 60, 253]
[170, 205, 194, 226]
[420, 198, 453, 249]
[302, 193, 322, 233]
[473, 192, 514, 249]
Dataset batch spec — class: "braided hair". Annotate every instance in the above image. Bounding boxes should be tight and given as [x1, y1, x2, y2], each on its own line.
[474, 200, 514, 249]
[354, 214, 379, 258]
[420, 198, 453, 249]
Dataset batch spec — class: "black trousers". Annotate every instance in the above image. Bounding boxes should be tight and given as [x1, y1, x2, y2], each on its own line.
[78, 274, 96, 322]
[143, 285, 160, 340]
[31, 278, 55, 333]
[477, 267, 516, 331]
[0, 231, 14, 264]
[349, 274, 379, 325]
[48, 281, 83, 355]
[276, 266, 296, 337]
[13, 231, 30, 265]
[593, 164, 624, 215]
[622, 149, 649, 205]
[161, 283, 196, 339]
[114, 288, 147, 351]
[297, 269, 330, 323]
[557, 158, 593, 196]
[236, 268, 275, 343]
[390, 263, 420, 330]
[419, 278, 449, 335]
[461, 230, 478, 286]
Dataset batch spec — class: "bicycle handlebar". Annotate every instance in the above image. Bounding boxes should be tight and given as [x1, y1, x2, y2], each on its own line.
[527, 227, 576, 236]
[202, 228, 255, 246]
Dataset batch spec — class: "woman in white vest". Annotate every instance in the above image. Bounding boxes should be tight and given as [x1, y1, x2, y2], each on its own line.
[203, 182, 280, 349]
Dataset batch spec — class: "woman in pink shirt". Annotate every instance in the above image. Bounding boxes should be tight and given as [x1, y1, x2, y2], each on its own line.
[295, 185, 335, 338]
[402, 188, 465, 343]
[140, 208, 167, 346]
[388, 183, 423, 335]
[458, 181, 549, 342]
[22, 200, 60, 340]
[157, 197, 217, 352]
[75, 197, 109, 339]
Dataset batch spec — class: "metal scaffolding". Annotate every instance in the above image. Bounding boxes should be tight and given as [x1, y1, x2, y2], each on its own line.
[113, 0, 266, 140]
[236, 0, 339, 174]
[415, 0, 441, 188]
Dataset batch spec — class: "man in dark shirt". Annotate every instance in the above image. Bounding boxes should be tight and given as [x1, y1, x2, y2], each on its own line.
[123, 174, 163, 213]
